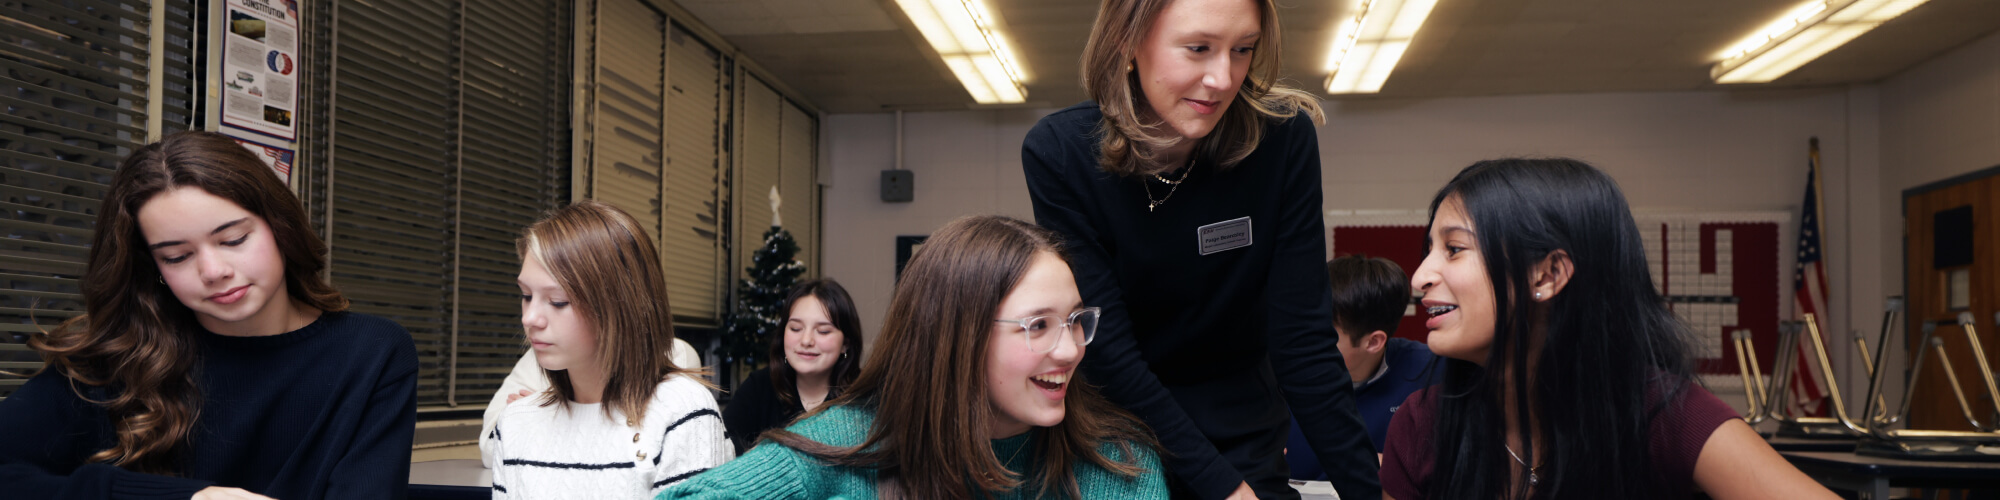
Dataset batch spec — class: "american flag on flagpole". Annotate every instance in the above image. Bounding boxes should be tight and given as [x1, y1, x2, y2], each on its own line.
[1789, 138, 1832, 417]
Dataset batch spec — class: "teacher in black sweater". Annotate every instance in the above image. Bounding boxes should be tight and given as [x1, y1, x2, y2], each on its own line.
[1022, 0, 1376, 499]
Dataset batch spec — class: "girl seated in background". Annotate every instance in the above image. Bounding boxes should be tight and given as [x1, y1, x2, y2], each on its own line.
[661, 215, 1166, 499]
[1381, 159, 1835, 500]
[0, 131, 417, 500]
[722, 278, 865, 454]
[485, 200, 732, 499]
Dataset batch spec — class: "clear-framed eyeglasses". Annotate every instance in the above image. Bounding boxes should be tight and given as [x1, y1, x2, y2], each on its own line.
[993, 307, 1100, 354]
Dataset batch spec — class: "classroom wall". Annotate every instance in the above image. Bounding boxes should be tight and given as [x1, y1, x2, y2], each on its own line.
[818, 108, 1053, 347]
[1873, 29, 2000, 414]
[822, 90, 1875, 401]
[817, 31, 2000, 416]
[1315, 88, 1884, 413]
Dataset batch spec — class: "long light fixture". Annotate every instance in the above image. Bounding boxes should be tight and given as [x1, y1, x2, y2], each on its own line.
[1712, 0, 1931, 84]
[894, 0, 1027, 104]
[1324, 0, 1440, 94]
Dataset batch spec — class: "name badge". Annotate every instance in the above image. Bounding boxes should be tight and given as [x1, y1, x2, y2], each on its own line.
[1197, 217, 1253, 255]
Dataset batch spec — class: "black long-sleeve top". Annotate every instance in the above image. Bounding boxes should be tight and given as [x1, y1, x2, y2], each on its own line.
[0, 311, 419, 499]
[721, 367, 805, 454]
[1023, 102, 1379, 500]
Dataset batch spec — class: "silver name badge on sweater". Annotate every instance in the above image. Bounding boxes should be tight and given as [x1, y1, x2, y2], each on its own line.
[1197, 217, 1252, 255]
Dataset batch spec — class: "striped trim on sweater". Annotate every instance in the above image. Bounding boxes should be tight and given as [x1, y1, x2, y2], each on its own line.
[486, 375, 734, 499]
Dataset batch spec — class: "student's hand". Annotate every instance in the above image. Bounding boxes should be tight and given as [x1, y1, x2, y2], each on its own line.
[192, 486, 276, 500]
[505, 389, 533, 404]
[1225, 482, 1257, 500]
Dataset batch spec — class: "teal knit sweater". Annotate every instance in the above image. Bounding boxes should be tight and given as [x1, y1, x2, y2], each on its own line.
[657, 405, 1167, 499]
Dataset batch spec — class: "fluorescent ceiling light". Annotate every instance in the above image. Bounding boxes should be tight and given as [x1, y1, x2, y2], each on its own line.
[1712, 0, 1931, 84]
[895, 0, 1027, 104]
[1324, 0, 1439, 94]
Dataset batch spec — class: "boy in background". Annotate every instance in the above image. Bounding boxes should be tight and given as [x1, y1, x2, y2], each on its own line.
[1286, 255, 1436, 480]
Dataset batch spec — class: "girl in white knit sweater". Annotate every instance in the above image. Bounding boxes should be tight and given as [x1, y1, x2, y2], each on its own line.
[484, 201, 733, 499]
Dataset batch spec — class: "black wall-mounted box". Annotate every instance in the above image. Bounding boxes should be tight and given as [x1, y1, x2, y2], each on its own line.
[882, 170, 913, 203]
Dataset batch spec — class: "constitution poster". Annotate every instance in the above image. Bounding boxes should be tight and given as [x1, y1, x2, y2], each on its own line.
[220, 0, 300, 141]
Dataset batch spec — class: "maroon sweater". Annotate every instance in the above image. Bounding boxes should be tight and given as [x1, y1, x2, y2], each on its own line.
[1381, 379, 1739, 500]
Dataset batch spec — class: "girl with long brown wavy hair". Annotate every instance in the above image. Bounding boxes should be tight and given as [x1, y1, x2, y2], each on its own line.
[660, 215, 1167, 500]
[483, 200, 731, 499]
[0, 130, 418, 499]
[1023, 0, 1377, 498]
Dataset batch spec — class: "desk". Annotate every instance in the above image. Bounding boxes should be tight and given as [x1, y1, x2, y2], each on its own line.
[1288, 480, 1340, 500]
[410, 459, 490, 500]
[1766, 436, 1857, 452]
[415, 459, 1340, 500]
[1782, 451, 2000, 500]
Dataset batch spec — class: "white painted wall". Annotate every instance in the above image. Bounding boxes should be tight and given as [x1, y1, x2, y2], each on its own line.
[1315, 88, 1885, 417]
[1870, 29, 2000, 418]
[819, 108, 1055, 349]
[814, 32, 2000, 421]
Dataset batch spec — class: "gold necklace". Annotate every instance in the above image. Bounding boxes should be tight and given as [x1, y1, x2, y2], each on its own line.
[1143, 163, 1194, 212]
[1503, 443, 1541, 487]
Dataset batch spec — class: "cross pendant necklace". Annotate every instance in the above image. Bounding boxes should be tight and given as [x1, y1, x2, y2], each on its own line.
[1143, 163, 1194, 212]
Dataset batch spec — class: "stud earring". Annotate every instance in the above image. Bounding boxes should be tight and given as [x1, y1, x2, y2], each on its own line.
[1533, 292, 1543, 300]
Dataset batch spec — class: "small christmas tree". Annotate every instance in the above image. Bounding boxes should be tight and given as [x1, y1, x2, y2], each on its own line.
[721, 226, 804, 370]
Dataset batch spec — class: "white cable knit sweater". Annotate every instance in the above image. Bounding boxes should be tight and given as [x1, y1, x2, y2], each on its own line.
[485, 374, 733, 499]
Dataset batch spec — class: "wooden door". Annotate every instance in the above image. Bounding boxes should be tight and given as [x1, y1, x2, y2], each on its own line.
[1903, 167, 2000, 432]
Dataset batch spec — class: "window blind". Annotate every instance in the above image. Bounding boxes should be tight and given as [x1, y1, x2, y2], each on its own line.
[452, 0, 573, 404]
[0, 0, 188, 399]
[734, 76, 780, 278]
[777, 100, 815, 275]
[661, 23, 724, 326]
[307, 0, 570, 407]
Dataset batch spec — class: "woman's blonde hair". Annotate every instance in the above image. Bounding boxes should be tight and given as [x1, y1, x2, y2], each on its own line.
[518, 200, 704, 422]
[1081, 0, 1325, 175]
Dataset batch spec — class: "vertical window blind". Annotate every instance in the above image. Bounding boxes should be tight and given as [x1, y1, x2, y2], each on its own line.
[734, 74, 816, 287]
[587, 0, 733, 329]
[304, 0, 571, 407]
[1, 0, 196, 399]
[661, 23, 726, 327]
[1, 0, 814, 406]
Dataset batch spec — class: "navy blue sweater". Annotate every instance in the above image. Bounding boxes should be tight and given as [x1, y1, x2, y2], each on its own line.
[0, 311, 418, 499]
[1287, 337, 1437, 480]
[1023, 102, 1379, 500]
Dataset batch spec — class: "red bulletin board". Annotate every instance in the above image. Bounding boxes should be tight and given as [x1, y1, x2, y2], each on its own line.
[1327, 225, 1430, 343]
[1328, 216, 1785, 376]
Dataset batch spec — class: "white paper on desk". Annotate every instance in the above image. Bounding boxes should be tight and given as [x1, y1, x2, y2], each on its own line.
[1289, 480, 1341, 500]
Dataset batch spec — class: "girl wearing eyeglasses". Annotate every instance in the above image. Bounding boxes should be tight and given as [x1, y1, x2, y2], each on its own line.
[659, 215, 1166, 499]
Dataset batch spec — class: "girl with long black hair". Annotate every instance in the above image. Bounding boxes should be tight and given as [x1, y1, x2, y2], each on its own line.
[1382, 159, 1835, 499]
